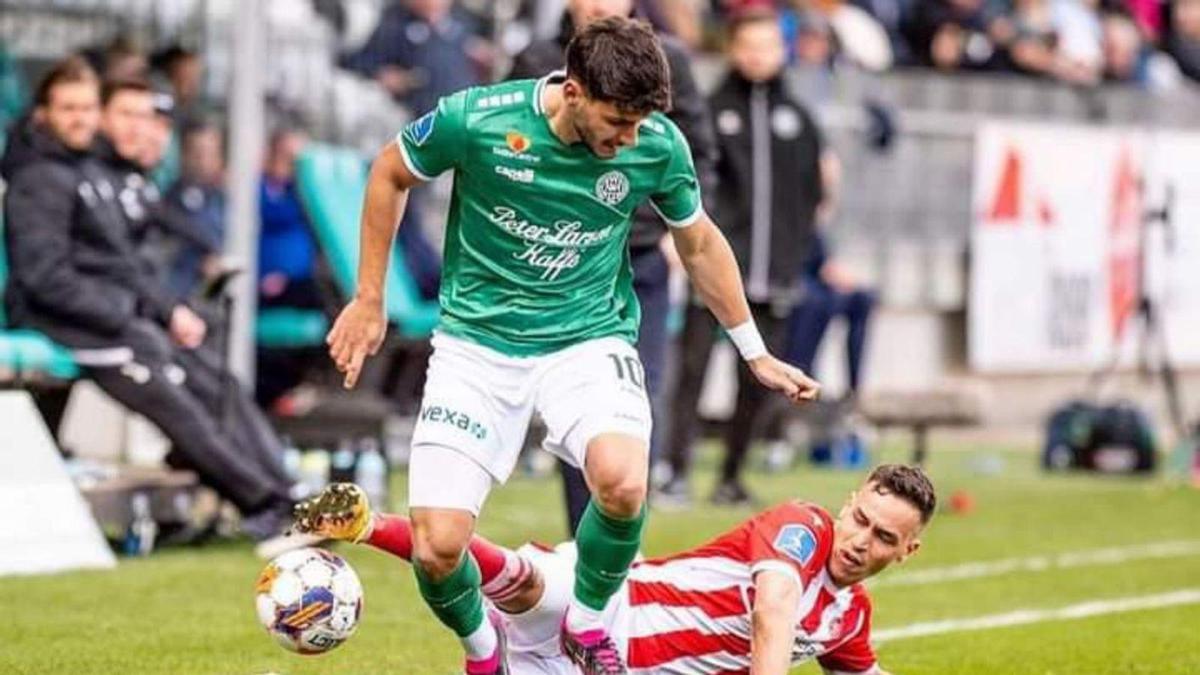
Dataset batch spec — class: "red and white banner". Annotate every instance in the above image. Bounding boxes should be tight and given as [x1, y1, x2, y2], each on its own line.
[970, 122, 1200, 372]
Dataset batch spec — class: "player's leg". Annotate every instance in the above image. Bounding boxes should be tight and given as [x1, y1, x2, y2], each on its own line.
[403, 334, 535, 672]
[292, 484, 543, 613]
[407, 447, 500, 669]
[572, 433, 648, 629]
[538, 338, 652, 673]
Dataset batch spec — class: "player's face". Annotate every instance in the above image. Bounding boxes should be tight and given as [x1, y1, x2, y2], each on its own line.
[101, 90, 155, 163]
[36, 81, 101, 152]
[729, 20, 787, 83]
[829, 482, 923, 586]
[565, 83, 646, 158]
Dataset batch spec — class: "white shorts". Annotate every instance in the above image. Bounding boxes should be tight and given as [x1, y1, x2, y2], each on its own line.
[499, 543, 630, 674]
[408, 332, 652, 514]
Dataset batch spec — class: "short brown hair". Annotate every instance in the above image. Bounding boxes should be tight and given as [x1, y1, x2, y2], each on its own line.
[34, 56, 100, 107]
[866, 464, 937, 525]
[565, 16, 671, 115]
[101, 76, 152, 106]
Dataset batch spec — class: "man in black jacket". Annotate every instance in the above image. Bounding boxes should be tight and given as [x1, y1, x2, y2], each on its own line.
[2, 58, 294, 539]
[96, 76, 301, 524]
[663, 9, 833, 506]
[509, 0, 719, 533]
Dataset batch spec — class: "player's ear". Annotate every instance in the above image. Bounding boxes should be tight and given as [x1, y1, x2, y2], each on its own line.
[563, 78, 589, 109]
[897, 537, 921, 564]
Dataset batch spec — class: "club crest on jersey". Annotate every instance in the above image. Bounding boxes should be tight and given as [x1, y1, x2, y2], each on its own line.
[506, 131, 531, 154]
[595, 170, 630, 206]
[407, 111, 436, 146]
[774, 525, 817, 565]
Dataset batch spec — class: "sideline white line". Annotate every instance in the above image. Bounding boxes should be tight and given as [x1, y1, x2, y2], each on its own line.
[872, 540, 1200, 588]
[874, 588, 1200, 643]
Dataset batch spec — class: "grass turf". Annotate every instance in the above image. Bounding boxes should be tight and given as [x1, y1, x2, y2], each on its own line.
[3, 441, 1199, 674]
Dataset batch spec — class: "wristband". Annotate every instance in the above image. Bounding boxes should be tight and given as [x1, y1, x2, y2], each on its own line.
[727, 320, 768, 361]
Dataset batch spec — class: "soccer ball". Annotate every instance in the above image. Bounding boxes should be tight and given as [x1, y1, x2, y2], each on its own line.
[254, 548, 364, 654]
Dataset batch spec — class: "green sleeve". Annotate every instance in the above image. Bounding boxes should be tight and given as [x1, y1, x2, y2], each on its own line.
[649, 120, 704, 228]
[395, 90, 469, 180]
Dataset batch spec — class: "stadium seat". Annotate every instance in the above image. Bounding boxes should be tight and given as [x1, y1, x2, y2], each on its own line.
[294, 144, 439, 339]
[256, 306, 329, 349]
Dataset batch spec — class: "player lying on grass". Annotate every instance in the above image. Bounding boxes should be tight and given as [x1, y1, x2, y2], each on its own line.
[293, 464, 935, 674]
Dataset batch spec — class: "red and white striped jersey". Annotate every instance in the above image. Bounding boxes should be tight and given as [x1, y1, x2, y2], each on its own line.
[617, 501, 876, 674]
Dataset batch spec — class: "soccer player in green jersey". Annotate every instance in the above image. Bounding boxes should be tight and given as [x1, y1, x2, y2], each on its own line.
[326, 16, 820, 675]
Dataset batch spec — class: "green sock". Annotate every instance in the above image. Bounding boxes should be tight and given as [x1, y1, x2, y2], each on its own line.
[573, 500, 647, 611]
[414, 553, 485, 638]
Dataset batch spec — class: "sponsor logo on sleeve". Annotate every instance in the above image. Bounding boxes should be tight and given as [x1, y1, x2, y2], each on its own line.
[773, 525, 817, 566]
[406, 110, 436, 146]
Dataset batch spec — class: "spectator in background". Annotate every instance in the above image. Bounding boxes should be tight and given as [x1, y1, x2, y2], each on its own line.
[1167, 0, 1200, 81]
[259, 128, 320, 311]
[2, 60, 296, 539]
[663, 10, 827, 507]
[1102, 11, 1183, 87]
[151, 46, 205, 127]
[511, 0, 719, 534]
[784, 0, 894, 72]
[852, 0, 918, 64]
[340, 0, 491, 115]
[87, 35, 149, 82]
[1008, 0, 1102, 84]
[164, 122, 226, 298]
[904, 0, 1013, 70]
[257, 127, 327, 407]
[786, 234, 875, 400]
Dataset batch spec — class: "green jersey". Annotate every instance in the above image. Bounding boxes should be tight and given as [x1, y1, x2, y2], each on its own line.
[397, 73, 703, 356]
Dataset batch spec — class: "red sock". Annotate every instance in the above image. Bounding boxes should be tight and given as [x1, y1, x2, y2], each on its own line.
[366, 514, 413, 561]
[364, 514, 512, 588]
[469, 537, 509, 584]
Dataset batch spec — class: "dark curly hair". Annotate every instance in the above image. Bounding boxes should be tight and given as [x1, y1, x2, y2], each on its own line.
[565, 16, 672, 115]
[866, 464, 937, 525]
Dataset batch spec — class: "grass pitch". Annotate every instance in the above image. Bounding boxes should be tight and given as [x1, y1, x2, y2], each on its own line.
[3, 440, 1199, 674]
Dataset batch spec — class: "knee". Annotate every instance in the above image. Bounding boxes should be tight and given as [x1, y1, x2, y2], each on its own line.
[411, 518, 471, 580]
[589, 465, 647, 517]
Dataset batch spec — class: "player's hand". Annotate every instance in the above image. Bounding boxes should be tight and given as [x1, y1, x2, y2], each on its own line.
[326, 296, 387, 389]
[748, 355, 820, 405]
[169, 305, 207, 349]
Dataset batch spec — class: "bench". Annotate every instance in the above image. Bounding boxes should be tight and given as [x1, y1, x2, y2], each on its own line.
[860, 387, 984, 465]
[76, 464, 201, 538]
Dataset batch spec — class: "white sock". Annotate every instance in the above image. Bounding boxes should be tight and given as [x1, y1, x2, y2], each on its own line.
[566, 598, 605, 634]
[461, 617, 498, 661]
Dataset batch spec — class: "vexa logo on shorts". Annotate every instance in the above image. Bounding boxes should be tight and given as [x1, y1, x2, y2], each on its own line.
[419, 405, 488, 440]
[488, 206, 616, 282]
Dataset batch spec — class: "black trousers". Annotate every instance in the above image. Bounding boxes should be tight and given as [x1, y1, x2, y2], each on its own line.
[666, 301, 791, 484]
[83, 320, 292, 514]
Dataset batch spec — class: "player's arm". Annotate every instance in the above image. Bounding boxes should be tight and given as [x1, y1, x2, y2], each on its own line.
[670, 216, 820, 403]
[750, 568, 801, 675]
[326, 142, 421, 388]
[328, 93, 465, 388]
